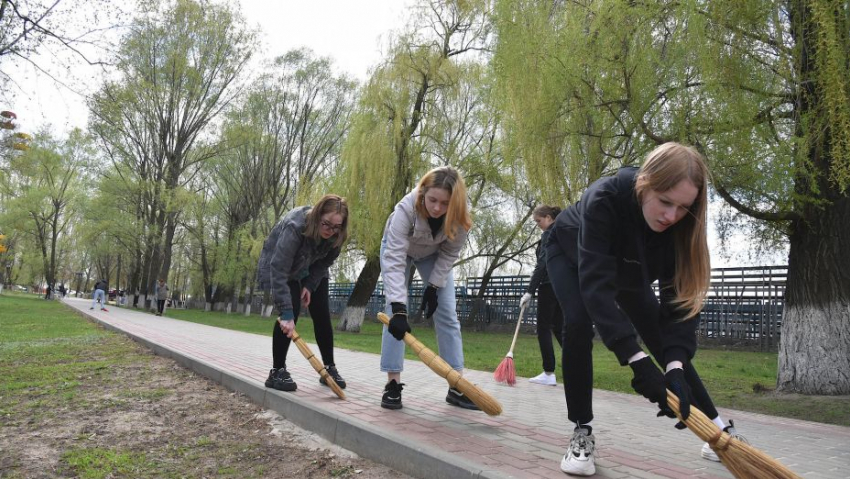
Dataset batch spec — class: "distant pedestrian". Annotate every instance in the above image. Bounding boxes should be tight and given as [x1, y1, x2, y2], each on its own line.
[90, 279, 108, 311]
[257, 194, 349, 393]
[155, 279, 169, 316]
[520, 204, 563, 387]
[44, 283, 52, 300]
[379, 166, 476, 411]
[58, 284, 66, 298]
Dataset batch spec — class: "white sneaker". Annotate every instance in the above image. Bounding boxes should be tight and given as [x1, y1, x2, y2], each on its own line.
[701, 442, 719, 462]
[560, 425, 595, 476]
[701, 420, 748, 463]
[529, 372, 557, 386]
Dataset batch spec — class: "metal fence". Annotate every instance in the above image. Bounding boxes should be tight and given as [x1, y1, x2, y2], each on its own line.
[327, 266, 787, 351]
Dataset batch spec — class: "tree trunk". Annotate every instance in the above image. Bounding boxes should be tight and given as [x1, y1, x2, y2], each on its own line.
[244, 279, 254, 316]
[778, 196, 850, 394]
[337, 255, 381, 332]
[777, 1, 850, 395]
[159, 213, 178, 281]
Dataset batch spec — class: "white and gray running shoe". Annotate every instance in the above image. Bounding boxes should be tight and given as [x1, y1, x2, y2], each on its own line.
[560, 424, 596, 476]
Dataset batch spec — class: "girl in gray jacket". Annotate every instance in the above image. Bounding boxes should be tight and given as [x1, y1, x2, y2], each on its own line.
[379, 166, 477, 411]
[257, 194, 349, 393]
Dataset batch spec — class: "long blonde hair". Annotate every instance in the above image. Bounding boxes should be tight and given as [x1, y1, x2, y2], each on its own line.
[635, 143, 710, 319]
[304, 194, 349, 248]
[414, 166, 472, 240]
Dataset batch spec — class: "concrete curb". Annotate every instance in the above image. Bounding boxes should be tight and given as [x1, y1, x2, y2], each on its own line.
[74, 306, 509, 479]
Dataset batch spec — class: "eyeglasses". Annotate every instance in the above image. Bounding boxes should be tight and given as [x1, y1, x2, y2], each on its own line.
[321, 220, 343, 233]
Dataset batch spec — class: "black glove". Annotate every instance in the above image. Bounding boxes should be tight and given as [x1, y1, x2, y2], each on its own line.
[665, 367, 692, 422]
[629, 356, 675, 418]
[420, 284, 438, 319]
[388, 302, 411, 341]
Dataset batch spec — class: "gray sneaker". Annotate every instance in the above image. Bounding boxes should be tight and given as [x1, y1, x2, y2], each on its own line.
[560, 424, 595, 476]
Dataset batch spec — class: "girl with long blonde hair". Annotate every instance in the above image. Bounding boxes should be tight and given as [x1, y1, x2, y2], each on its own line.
[547, 143, 743, 476]
[378, 166, 477, 411]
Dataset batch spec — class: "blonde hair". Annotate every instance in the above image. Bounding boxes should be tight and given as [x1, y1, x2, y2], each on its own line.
[635, 142, 710, 319]
[414, 166, 472, 240]
[304, 194, 349, 248]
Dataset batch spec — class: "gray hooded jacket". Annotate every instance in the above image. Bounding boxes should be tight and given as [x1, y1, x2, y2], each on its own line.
[381, 188, 467, 305]
[257, 206, 341, 315]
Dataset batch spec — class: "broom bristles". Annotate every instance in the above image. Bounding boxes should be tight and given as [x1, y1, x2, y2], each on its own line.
[493, 356, 516, 385]
[666, 390, 800, 479]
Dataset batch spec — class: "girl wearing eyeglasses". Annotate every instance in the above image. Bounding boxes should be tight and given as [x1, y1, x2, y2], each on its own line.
[378, 166, 477, 411]
[548, 143, 745, 476]
[257, 194, 349, 393]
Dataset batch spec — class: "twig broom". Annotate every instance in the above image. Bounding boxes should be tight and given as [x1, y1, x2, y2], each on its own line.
[666, 390, 800, 478]
[493, 303, 527, 386]
[290, 330, 346, 399]
[376, 312, 502, 416]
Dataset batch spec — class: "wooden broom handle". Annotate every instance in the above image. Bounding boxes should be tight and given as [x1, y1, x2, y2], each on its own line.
[377, 312, 502, 415]
[290, 330, 346, 399]
[507, 304, 526, 356]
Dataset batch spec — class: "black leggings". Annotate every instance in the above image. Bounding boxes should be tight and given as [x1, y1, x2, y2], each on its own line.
[157, 299, 166, 314]
[272, 277, 335, 369]
[546, 230, 719, 425]
[536, 283, 563, 373]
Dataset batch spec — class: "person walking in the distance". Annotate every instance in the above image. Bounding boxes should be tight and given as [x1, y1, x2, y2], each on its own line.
[257, 194, 349, 393]
[90, 279, 108, 311]
[520, 204, 563, 386]
[155, 279, 169, 316]
[379, 166, 477, 411]
[547, 143, 746, 476]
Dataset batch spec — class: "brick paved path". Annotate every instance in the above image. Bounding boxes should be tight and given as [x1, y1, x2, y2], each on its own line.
[64, 298, 849, 479]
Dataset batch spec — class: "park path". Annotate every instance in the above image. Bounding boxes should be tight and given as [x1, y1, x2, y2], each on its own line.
[64, 298, 849, 479]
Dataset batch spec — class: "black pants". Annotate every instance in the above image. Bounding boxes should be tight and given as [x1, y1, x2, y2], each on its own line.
[157, 299, 166, 314]
[272, 277, 335, 369]
[536, 283, 564, 373]
[546, 229, 719, 425]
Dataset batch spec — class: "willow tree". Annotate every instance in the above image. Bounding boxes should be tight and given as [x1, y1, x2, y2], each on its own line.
[493, 0, 850, 394]
[89, 0, 255, 303]
[334, 0, 490, 332]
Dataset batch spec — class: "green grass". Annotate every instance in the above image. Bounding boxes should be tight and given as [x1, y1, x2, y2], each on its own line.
[62, 448, 150, 479]
[162, 305, 850, 426]
[1, 292, 337, 478]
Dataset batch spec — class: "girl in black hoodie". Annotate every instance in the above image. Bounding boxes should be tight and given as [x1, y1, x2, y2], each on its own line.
[548, 143, 743, 476]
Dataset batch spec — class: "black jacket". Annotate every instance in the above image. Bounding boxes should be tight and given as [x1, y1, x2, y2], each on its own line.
[94, 280, 108, 292]
[256, 206, 341, 315]
[527, 226, 552, 293]
[549, 167, 698, 366]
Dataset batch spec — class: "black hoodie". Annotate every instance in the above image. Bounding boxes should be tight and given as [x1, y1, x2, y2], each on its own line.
[549, 167, 698, 366]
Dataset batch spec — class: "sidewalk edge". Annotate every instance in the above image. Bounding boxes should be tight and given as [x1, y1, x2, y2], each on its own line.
[75, 306, 510, 479]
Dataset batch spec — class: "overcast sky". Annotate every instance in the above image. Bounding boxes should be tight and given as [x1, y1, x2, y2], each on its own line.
[6, 0, 412, 135]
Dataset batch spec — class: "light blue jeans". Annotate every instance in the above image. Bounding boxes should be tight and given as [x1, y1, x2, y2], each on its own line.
[91, 289, 106, 309]
[380, 243, 464, 373]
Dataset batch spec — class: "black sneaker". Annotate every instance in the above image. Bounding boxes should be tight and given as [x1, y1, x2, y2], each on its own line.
[319, 365, 347, 389]
[381, 379, 404, 409]
[446, 388, 480, 410]
[272, 367, 297, 392]
[264, 368, 277, 388]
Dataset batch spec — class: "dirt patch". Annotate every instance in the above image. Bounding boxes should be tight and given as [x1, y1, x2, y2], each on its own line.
[0, 335, 410, 479]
